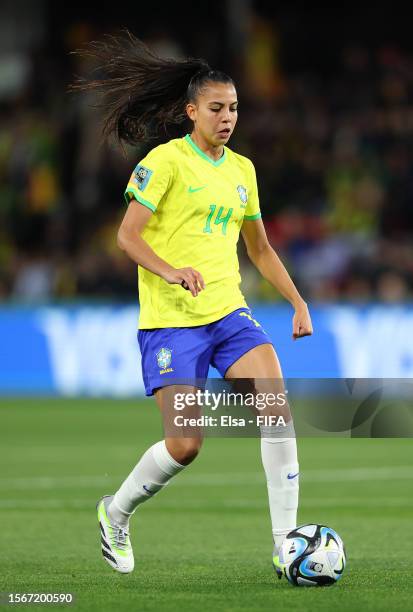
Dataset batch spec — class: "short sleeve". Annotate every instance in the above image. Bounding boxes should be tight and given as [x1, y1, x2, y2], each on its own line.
[243, 160, 261, 221]
[124, 147, 172, 212]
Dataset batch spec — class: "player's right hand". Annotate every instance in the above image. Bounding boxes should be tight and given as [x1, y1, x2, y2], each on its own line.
[163, 267, 205, 297]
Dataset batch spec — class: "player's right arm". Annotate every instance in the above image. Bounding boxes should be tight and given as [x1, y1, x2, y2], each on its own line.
[117, 197, 205, 297]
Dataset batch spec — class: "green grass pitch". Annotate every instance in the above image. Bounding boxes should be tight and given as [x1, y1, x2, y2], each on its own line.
[1, 398, 412, 611]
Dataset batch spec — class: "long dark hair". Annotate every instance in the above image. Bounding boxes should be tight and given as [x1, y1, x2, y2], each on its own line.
[69, 30, 234, 147]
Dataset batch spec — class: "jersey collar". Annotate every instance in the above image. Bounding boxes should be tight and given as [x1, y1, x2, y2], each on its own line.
[184, 134, 227, 167]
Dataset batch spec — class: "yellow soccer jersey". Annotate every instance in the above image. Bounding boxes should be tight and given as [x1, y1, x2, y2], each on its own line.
[124, 133, 261, 328]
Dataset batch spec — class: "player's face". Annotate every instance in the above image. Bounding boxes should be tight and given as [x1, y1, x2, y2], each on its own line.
[187, 82, 238, 146]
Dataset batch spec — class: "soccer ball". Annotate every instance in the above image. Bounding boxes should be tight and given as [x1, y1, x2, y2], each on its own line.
[279, 524, 346, 586]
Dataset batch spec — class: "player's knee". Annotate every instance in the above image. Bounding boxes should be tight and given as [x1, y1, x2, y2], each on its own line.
[166, 437, 203, 465]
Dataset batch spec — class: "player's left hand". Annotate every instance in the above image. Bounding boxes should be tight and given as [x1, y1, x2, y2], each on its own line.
[292, 301, 313, 340]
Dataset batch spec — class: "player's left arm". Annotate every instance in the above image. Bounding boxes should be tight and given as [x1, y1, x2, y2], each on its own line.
[241, 217, 313, 340]
[241, 159, 312, 340]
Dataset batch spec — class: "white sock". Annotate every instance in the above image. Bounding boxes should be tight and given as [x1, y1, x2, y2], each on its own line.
[260, 421, 299, 554]
[108, 440, 185, 528]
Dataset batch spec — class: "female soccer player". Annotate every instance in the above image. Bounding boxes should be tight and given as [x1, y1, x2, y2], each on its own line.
[72, 32, 313, 576]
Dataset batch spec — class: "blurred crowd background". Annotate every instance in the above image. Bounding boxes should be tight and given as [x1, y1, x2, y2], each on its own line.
[1, 1, 412, 304]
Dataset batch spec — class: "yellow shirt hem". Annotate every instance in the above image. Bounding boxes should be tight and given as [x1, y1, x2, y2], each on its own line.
[138, 299, 249, 329]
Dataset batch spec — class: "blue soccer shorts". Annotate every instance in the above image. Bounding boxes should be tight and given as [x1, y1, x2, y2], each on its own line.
[138, 307, 273, 396]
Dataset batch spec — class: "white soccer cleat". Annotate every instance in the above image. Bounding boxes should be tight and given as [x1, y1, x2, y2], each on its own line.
[96, 495, 134, 574]
[273, 550, 283, 579]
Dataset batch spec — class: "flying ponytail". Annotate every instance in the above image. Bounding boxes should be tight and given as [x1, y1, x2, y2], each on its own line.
[69, 29, 234, 147]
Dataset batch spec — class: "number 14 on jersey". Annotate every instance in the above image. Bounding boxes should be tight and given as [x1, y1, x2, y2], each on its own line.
[203, 205, 233, 236]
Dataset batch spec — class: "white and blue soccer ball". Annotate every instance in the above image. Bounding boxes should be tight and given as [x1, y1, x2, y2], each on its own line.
[279, 524, 346, 586]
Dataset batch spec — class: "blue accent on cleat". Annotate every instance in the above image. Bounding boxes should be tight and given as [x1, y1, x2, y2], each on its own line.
[273, 554, 283, 579]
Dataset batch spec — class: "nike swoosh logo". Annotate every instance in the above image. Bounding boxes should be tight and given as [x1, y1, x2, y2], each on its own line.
[143, 484, 154, 495]
[188, 185, 207, 193]
[287, 472, 299, 479]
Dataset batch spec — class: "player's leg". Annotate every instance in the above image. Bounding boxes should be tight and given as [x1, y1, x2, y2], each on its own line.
[155, 383, 204, 465]
[107, 324, 209, 527]
[108, 384, 202, 526]
[98, 323, 210, 573]
[99, 384, 202, 573]
[225, 343, 299, 577]
[210, 309, 298, 577]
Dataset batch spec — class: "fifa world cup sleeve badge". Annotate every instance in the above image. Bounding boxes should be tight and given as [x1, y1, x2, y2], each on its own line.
[133, 164, 153, 191]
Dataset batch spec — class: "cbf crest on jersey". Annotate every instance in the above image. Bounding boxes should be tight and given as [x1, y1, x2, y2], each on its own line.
[133, 164, 153, 191]
[237, 185, 248, 204]
[156, 347, 173, 374]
